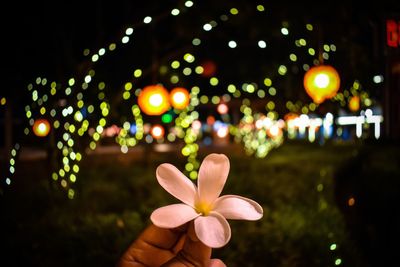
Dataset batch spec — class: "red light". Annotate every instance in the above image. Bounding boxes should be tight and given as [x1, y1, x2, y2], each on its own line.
[387, 20, 400, 48]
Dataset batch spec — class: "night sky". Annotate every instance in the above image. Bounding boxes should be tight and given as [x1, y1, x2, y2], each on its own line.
[2, 0, 400, 106]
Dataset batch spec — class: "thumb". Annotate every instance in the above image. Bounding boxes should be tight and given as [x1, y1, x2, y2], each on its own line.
[209, 259, 227, 267]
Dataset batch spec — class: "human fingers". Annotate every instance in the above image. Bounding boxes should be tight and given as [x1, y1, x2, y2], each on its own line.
[209, 259, 227, 267]
[162, 222, 213, 267]
[117, 223, 187, 267]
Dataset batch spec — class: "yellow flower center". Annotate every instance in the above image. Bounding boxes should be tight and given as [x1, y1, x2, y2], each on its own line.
[195, 201, 213, 216]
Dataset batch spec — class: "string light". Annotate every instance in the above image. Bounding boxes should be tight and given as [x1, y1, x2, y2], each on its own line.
[2, 7, 381, 266]
[6, 0, 378, 216]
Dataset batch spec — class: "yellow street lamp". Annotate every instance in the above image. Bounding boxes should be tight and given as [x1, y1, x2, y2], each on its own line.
[303, 65, 340, 104]
[138, 85, 170, 115]
[170, 87, 190, 110]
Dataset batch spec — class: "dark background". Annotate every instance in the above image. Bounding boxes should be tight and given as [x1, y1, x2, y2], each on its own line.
[1, 1, 400, 266]
[2, 0, 400, 102]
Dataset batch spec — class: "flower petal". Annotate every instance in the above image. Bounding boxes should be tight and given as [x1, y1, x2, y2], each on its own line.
[194, 211, 231, 248]
[150, 204, 200, 228]
[156, 163, 197, 207]
[213, 195, 263, 220]
[198, 154, 230, 204]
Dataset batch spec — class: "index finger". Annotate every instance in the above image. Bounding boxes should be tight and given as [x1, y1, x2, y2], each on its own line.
[117, 223, 187, 267]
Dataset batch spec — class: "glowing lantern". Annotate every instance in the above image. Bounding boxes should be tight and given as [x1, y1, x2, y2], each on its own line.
[138, 85, 170, 115]
[170, 87, 190, 109]
[33, 118, 51, 137]
[349, 95, 360, 112]
[150, 124, 165, 139]
[303, 65, 340, 104]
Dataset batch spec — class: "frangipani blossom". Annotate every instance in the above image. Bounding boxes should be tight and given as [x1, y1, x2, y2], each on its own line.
[151, 153, 263, 248]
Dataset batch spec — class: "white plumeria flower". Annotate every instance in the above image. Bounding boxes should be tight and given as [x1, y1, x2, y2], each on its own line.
[150, 153, 263, 248]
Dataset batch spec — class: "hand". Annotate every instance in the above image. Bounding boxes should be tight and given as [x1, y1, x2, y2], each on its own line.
[117, 222, 226, 267]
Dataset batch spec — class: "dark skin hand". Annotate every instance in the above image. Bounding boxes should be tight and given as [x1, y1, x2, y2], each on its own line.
[117, 222, 225, 267]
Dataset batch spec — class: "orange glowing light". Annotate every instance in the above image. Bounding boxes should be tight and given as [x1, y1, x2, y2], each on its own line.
[349, 95, 360, 112]
[170, 87, 190, 110]
[150, 124, 165, 139]
[284, 112, 299, 121]
[303, 65, 340, 104]
[207, 115, 215, 125]
[348, 197, 355, 206]
[33, 118, 51, 137]
[138, 85, 170, 115]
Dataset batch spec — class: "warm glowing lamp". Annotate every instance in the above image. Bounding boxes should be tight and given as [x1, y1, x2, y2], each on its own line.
[303, 65, 340, 104]
[150, 124, 165, 139]
[33, 118, 51, 137]
[170, 87, 190, 109]
[349, 95, 360, 112]
[138, 85, 170, 115]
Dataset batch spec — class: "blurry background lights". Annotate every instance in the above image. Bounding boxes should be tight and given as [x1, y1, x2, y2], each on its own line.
[258, 40, 267, 48]
[303, 65, 340, 104]
[373, 75, 384, 84]
[170, 87, 190, 109]
[349, 95, 360, 112]
[33, 118, 51, 137]
[228, 40, 237, 48]
[138, 85, 170, 115]
[217, 103, 229, 114]
[267, 124, 282, 138]
[150, 124, 165, 139]
[200, 60, 217, 77]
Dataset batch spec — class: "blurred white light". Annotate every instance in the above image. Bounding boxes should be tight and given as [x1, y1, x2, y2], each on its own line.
[373, 75, 384, 84]
[315, 74, 329, 88]
[171, 9, 180, 16]
[228, 40, 237, 48]
[258, 40, 267, 48]
[281, 28, 289, 35]
[121, 36, 129, 44]
[203, 23, 212, 31]
[143, 16, 152, 24]
[125, 28, 134, 35]
[149, 94, 163, 106]
[217, 127, 229, 138]
[185, 1, 194, 7]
